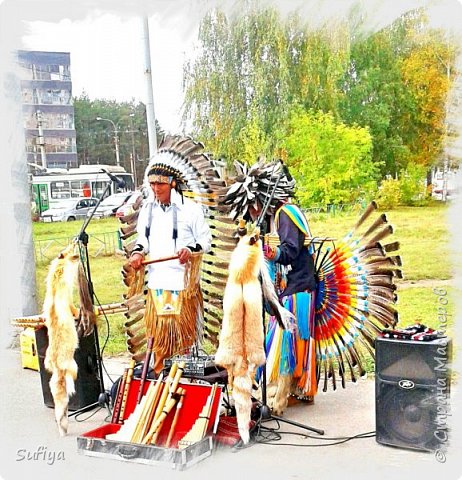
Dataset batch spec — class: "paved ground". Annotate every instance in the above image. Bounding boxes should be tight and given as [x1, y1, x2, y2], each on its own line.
[1, 347, 462, 480]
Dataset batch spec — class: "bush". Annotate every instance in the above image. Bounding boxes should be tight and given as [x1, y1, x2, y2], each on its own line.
[377, 177, 401, 209]
[377, 164, 429, 209]
[399, 164, 428, 205]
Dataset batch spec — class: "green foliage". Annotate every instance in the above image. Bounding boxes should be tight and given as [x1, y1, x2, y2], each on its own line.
[283, 109, 378, 208]
[398, 163, 427, 205]
[183, 6, 349, 165]
[182, 4, 458, 201]
[377, 164, 428, 208]
[73, 95, 164, 186]
[377, 177, 402, 209]
[235, 114, 270, 164]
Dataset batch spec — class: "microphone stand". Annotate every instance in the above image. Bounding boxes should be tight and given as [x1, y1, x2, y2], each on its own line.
[68, 182, 113, 418]
[248, 162, 324, 442]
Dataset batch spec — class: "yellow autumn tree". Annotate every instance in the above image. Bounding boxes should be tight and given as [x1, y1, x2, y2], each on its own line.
[400, 34, 456, 168]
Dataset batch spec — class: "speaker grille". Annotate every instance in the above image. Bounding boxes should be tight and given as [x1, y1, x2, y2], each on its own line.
[375, 336, 451, 452]
[35, 326, 101, 411]
[375, 337, 450, 384]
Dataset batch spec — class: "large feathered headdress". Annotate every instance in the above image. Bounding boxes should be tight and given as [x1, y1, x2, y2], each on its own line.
[119, 135, 236, 360]
[223, 159, 296, 220]
[146, 155, 186, 186]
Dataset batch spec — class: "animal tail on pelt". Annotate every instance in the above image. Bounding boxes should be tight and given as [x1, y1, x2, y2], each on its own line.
[231, 364, 254, 445]
[49, 360, 78, 436]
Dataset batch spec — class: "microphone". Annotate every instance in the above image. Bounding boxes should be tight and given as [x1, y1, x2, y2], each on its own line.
[101, 169, 126, 188]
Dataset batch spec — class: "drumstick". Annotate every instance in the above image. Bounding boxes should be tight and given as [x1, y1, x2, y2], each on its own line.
[142, 254, 180, 266]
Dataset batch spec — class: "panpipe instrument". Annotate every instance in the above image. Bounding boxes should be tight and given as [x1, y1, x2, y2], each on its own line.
[111, 368, 128, 424]
[105, 360, 220, 450]
[95, 303, 128, 316]
[10, 303, 128, 331]
[165, 388, 185, 448]
[264, 233, 336, 248]
[177, 383, 218, 449]
[136, 336, 154, 404]
[10, 315, 45, 328]
[119, 359, 136, 421]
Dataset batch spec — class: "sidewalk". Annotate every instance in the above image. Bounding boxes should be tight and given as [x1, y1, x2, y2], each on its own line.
[1, 346, 461, 480]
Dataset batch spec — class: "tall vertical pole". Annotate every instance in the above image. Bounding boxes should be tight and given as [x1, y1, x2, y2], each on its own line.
[114, 128, 121, 167]
[36, 110, 47, 169]
[129, 113, 138, 187]
[142, 16, 158, 157]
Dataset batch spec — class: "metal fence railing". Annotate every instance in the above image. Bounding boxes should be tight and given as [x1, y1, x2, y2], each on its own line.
[305, 201, 366, 215]
[34, 231, 121, 264]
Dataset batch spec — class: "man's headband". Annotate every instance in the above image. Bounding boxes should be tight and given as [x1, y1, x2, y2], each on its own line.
[148, 174, 172, 184]
[146, 160, 184, 187]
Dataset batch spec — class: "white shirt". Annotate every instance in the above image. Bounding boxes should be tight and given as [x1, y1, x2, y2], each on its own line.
[135, 189, 212, 290]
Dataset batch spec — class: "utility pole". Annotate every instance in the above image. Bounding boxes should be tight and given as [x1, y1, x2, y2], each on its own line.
[142, 16, 158, 157]
[129, 113, 138, 187]
[96, 117, 120, 167]
[36, 110, 47, 169]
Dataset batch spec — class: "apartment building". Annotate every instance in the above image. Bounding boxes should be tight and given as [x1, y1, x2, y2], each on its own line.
[17, 50, 78, 170]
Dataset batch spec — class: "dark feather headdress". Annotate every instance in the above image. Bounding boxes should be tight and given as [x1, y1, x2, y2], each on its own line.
[223, 159, 296, 220]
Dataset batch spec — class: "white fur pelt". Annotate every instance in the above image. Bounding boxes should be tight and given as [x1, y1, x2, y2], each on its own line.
[215, 230, 267, 444]
[43, 243, 80, 436]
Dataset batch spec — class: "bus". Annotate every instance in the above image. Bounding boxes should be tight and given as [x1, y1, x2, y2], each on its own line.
[31, 164, 135, 214]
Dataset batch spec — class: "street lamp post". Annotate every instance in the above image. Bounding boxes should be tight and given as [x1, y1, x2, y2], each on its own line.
[96, 117, 120, 167]
[128, 113, 138, 187]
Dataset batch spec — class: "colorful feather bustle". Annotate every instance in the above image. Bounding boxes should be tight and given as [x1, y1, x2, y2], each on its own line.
[263, 201, 401, 395]
[312, 201, 401, 392]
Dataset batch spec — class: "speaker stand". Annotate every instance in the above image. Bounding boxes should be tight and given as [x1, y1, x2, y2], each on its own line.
[69, 185, 113, 419]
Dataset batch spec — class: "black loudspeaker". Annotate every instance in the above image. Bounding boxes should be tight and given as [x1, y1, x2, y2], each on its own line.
[35, 326, 101, 411]
[375, 336, 452, 452]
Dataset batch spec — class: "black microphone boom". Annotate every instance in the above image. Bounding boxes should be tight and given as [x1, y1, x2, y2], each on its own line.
[101, 169, 126, 188]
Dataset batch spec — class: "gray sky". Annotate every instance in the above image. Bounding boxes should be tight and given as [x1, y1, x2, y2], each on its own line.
[4, 0, 462, 132]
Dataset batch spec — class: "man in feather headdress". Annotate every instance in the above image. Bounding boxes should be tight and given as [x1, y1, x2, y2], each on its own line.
[224, 159, 317, 415]
[129, 158, 212, 373]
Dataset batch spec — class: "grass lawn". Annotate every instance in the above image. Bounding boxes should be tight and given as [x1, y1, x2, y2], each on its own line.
[32, 202, 457, 362]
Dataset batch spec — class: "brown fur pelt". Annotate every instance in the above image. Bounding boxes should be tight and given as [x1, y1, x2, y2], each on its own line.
[42, 242, 82, 436]
[76, 261, 96, 337]
[215, 228, 266, 444]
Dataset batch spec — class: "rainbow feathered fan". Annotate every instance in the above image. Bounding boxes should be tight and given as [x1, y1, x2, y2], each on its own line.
[312, 201, 402, 392]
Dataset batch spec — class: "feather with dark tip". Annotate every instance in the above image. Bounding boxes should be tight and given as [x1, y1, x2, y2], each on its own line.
[352, 201, 378, 231]
[361, 213, 388, 238]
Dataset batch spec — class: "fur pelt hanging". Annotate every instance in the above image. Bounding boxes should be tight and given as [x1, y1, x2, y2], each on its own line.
[215, 226, 294, 444]
[215, 228, 266, 444]
[42, 242, 96, 436]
